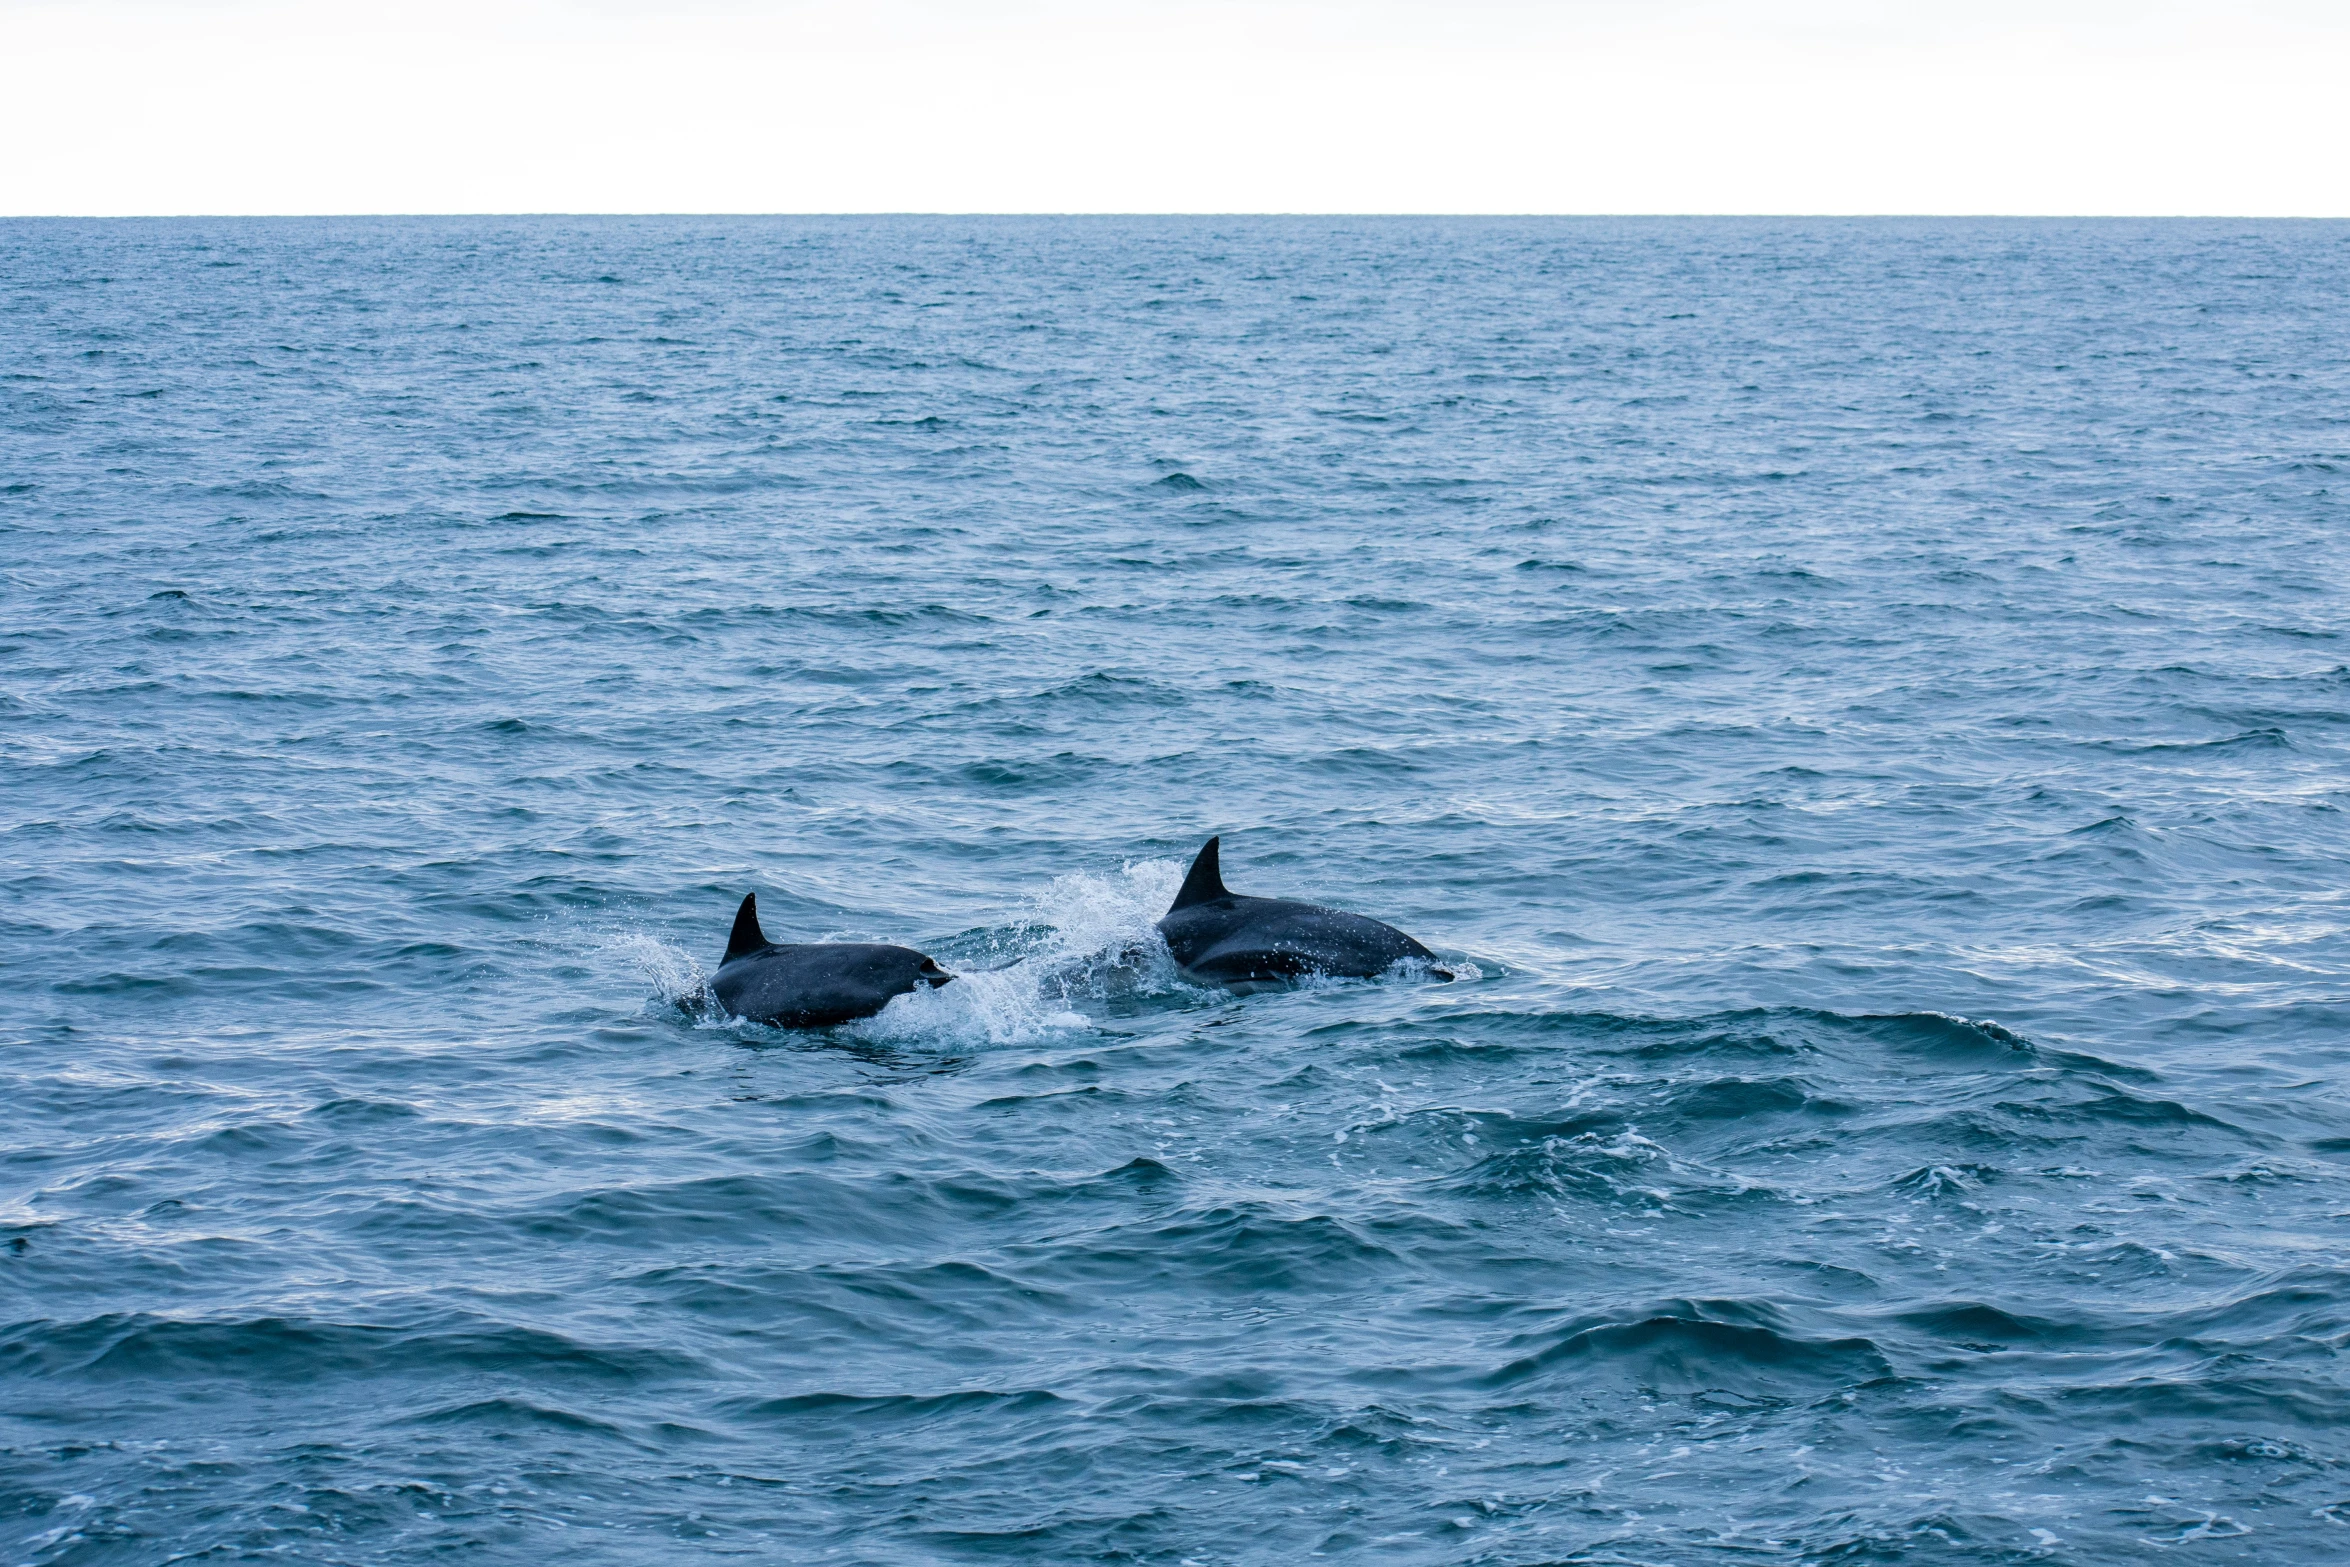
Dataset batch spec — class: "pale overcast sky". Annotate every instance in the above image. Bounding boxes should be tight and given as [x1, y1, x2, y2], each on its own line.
[3, 1, 2343, 215]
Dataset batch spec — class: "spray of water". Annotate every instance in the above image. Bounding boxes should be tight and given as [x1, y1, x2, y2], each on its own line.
[605, 931, 715, 1018]
[852, 858, 1192, 1046]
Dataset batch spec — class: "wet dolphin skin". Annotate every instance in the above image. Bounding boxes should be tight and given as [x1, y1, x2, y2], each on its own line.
[709, 893, 955, 1027]
[1154, 836, 1442, 986]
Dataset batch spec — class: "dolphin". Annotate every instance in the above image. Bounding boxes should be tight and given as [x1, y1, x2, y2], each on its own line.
[709, 893, 955, 1027]
[1155, 836, 1446, 986]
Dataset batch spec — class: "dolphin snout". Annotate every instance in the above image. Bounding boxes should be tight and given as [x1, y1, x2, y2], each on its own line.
[919, 959, 955, 989]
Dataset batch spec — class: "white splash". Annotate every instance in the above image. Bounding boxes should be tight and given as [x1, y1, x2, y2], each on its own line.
[606, 932, 711, 1014]
[851, 857, 1191, 1047]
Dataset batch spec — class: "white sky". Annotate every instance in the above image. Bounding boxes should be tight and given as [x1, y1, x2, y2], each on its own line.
[3, 1, 2344, 215]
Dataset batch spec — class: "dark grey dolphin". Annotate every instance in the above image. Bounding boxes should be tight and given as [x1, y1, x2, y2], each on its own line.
[710, 893, 954, 1027]
[1155, 836, 1446, 986]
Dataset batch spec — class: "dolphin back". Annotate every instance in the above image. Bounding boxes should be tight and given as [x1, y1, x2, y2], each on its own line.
[1156, 835, 1439, 985]
[1160, 896, 1433, 984]
[711, 939, 954, 1027]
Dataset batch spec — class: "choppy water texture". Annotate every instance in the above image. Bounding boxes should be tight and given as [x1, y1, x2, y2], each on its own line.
[5, 217, 2350, 1566]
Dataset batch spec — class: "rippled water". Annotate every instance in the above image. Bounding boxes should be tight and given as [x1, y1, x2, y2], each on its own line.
[6, 217, 2350, 1564]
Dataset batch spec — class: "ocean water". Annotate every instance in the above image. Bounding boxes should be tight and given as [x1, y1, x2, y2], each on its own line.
[4, 216, 2349, 1565]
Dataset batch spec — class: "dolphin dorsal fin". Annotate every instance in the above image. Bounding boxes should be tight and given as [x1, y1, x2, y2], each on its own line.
[1169, 837, 1230, 912]
[724, 893, 769, 963]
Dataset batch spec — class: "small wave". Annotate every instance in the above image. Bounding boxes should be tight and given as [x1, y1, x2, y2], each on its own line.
[2000, 1086, 2252, 1137]
[409, 1396, 632, 1437]
[1482, 1303, 1891, 1396]
[0, 1312, 698, 1385]
[1854, 1010, 2036, 1056]
[305, 1098, 421, 1125]
[1880, 1299, 2077, 1347]
[2094, 726, 2293, 756]
[721, 1387, 1068, 1427]
[1435, 1127, 1672, 1203]
[1076, 1204, 1405, 1292]
[1663, 1074, 1837, 1122]
[1887, 1162, 2003, 1200]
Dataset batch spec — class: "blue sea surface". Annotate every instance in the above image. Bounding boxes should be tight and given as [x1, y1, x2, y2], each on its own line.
[4, 216, 2349, 1565]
